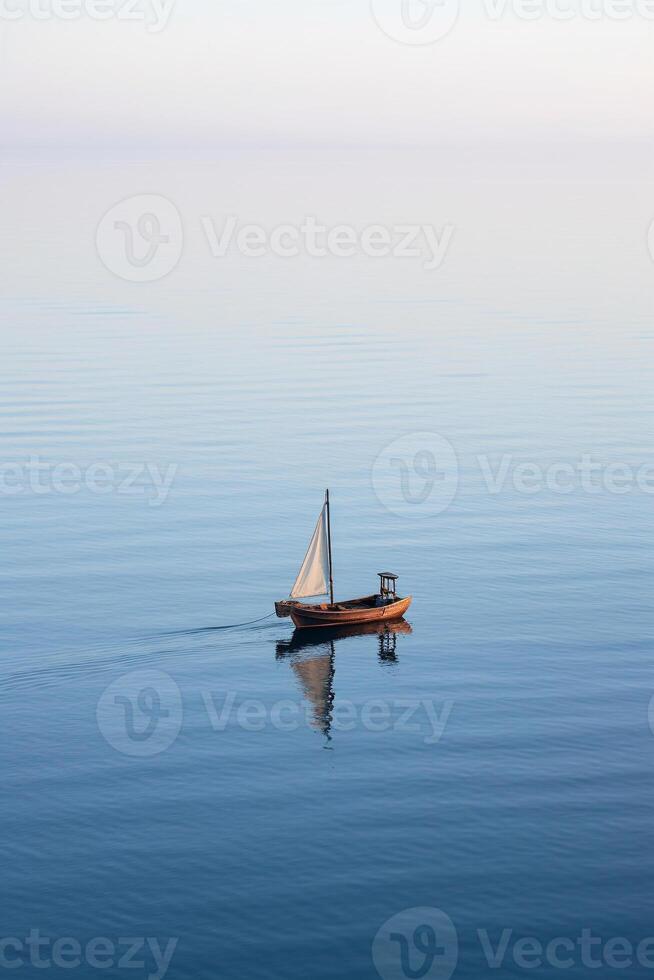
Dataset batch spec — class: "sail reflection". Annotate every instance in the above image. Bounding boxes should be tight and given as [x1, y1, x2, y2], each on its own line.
[275, 620, 412, 739]
[289, 651, 335, 738]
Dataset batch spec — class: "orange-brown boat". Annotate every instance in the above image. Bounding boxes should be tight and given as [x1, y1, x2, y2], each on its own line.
[274, 491, 412, 630]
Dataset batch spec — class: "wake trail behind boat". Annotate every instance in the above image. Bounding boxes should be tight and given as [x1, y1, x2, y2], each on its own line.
[151, 612, 277, 639]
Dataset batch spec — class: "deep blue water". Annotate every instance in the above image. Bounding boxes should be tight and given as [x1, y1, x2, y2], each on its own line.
[1, 153, 654, 979]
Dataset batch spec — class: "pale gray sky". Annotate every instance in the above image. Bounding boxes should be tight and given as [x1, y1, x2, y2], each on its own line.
[1, 0, 652, 147]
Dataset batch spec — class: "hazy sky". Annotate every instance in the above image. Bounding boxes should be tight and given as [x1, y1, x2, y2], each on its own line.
[1, 0, 653, 147]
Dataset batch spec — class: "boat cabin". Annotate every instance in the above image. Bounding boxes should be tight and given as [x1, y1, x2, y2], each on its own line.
[378, 572, 398, 603]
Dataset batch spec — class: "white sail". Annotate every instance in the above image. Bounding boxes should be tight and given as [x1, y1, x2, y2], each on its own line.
[290, 504, 330, 599]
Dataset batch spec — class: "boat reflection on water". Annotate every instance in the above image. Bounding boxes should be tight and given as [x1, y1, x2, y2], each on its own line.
[275, 620, 412, 739]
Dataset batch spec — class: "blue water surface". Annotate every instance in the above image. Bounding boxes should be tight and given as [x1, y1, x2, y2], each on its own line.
[1, 152, 653, 980]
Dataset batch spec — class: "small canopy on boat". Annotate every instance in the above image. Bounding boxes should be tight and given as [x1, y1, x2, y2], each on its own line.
[378, 572, 398, 598]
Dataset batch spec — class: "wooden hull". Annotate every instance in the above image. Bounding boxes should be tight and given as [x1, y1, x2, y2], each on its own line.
[289, 594, 412, 630]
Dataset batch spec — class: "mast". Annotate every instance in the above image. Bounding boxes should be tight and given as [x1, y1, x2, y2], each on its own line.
[325, 489, 334, 605]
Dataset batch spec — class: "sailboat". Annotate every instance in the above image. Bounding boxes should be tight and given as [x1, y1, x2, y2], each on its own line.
[275, 490, 412, 629]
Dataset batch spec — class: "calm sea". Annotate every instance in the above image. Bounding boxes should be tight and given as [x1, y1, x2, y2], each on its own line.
[1, 149, 653, 979]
